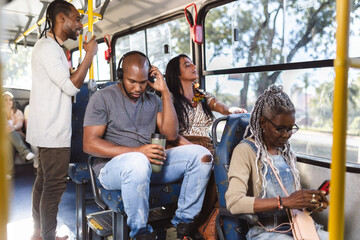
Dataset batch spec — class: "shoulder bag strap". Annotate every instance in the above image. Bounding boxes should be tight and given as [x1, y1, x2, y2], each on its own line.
[265, 157, 289, 197]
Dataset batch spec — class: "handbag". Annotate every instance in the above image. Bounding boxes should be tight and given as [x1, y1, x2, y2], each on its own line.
[198, 207, 219, 240]
[266, 157, 320, 240]
[289, 209, 320, 240]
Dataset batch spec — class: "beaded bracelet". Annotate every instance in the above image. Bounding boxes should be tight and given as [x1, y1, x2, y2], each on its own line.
[277, 195, 284, 210]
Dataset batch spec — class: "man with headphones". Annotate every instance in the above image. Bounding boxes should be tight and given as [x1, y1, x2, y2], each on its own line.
[83, 51, 213, 240]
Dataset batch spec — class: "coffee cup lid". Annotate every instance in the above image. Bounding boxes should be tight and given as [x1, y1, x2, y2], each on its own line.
[151, 133, 166, 139]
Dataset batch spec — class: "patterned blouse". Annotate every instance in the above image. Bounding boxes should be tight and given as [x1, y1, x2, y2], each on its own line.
[179, 90, 215, 137]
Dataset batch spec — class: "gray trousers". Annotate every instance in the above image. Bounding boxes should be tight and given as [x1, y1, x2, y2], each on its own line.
[32, 147, 70, 240]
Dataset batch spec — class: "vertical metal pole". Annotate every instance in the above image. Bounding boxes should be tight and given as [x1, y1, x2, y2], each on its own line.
[0, 61, 10, 240]
[79, 34, 83, 65]
[76, 183, 86, 240]
[329, 0, 350, 239]
[88, 0, 94, 80]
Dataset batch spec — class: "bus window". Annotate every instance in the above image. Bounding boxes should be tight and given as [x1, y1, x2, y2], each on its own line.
[204, 0, 345, 71]
[71, 41, 111, 82]
[114, 31, 146, 68]
[1, 43, 33, 90]
[205, 67, 360, 164]
[114, 17, 190, 74]
[147, 17, 190, 73]
[203, 0, 360, 164]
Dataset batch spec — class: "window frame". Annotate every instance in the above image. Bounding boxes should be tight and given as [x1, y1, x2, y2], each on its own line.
[196, 0, 360, 170]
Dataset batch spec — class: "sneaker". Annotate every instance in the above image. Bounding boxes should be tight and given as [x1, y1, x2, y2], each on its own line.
[131, 231, 157, 240]
[166, 224, 194, 240]
[166, 226, 177, 240]
[26, 152, 36, 161]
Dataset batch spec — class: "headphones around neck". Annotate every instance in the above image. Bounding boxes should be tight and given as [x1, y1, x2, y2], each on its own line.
[116, 51, 154, 83]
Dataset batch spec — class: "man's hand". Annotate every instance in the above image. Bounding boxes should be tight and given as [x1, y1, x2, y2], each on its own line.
[83, 35, 98, 57]
[136, 144, 166, 165]
[147, 66, 169, 94]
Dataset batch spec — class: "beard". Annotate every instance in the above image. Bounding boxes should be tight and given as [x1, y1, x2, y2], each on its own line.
[67, 28, 78, 41]
[65, 24, 78, 41]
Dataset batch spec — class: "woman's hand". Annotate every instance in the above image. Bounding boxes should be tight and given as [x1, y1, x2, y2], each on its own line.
[283, 189, 329, 212]
[228, 107, 247, 114]
[6, 124, 15, 133]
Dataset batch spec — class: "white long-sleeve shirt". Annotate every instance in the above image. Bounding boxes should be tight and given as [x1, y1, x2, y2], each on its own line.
[26, 36, 80, 148]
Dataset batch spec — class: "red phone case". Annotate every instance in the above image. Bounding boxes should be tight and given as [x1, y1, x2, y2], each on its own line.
[318, 180, 330, 194]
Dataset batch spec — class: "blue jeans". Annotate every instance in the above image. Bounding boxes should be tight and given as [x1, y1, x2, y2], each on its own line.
[247, 224, 329, 240]
[98, 144, 212, 238]
[247, 155, 328, 240]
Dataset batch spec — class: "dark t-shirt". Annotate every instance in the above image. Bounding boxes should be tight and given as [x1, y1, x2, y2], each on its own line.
[83, 83, 162, 174]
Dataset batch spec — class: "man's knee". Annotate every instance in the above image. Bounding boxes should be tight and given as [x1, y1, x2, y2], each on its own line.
[189, 145, 213, 164]
[201, 154, 212, 163]
[111, 152, 151, 177]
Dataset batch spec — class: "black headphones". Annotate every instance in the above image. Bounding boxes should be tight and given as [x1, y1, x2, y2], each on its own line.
[116, 51, 154, 83]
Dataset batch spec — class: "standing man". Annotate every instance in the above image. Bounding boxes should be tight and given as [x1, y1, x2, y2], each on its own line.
[27, 1, 98, 239]
[83, 51, 213, 240]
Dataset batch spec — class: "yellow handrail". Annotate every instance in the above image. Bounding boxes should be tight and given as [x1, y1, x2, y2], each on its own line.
[329, 0, 350, 239]
[14, 0, 73, 44]
[13, 0, 102, 45]
[78, 10, 102, 19]
[88, 0, 94, 81]
[0, 61, 10, 240]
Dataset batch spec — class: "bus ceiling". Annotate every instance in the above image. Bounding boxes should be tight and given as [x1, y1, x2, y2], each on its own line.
[1, 0, 202, 51]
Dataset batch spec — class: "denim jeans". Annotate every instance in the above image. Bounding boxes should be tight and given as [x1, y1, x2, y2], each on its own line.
[98, 144, 212, 238]
[247, 155, 329, 240]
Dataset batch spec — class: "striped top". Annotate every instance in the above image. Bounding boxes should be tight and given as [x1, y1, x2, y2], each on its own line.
[179, 90, 215, 137]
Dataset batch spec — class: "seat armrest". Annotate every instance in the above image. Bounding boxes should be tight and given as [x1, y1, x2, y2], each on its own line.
[216, 207, 259, 240]
[87, 156, 108, 210]
[218, 207, 258, 225]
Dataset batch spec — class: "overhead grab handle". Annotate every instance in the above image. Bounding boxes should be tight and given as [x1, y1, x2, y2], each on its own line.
[184, 3, 203, 44]
[104, 34, 111, 63]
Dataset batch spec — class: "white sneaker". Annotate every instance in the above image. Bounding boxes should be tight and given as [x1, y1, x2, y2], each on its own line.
[26, 152, 36, 161]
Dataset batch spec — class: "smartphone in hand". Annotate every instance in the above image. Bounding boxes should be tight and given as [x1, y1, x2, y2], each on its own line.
[318, 180, 330, 195]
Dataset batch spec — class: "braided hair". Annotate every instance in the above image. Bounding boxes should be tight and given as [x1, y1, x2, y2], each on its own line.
[165, 54, 214, 133]
[244, 85, 301, 197]
[39, 0, 74, 45]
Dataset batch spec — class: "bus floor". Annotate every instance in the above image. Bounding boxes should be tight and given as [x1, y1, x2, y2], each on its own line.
[7, 163, 101, 240]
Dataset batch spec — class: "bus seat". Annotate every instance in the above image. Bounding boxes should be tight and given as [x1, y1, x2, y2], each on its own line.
[71, 81, 117, 164]
[211, 113, 258, 240]
[69, 81, 118, 240]
[68, 162, 90, 240]
[87, 156, 181, 240]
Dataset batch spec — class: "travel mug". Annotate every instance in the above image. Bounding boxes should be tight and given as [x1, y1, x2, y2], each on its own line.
[150, 133, 166, 173]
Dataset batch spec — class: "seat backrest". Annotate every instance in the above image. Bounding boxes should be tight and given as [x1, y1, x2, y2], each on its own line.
[211, 113, 250, 208]
[71, 81, 117, 163]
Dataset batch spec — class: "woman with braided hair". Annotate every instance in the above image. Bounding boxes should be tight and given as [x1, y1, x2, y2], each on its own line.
[225, 85, 329, 239]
